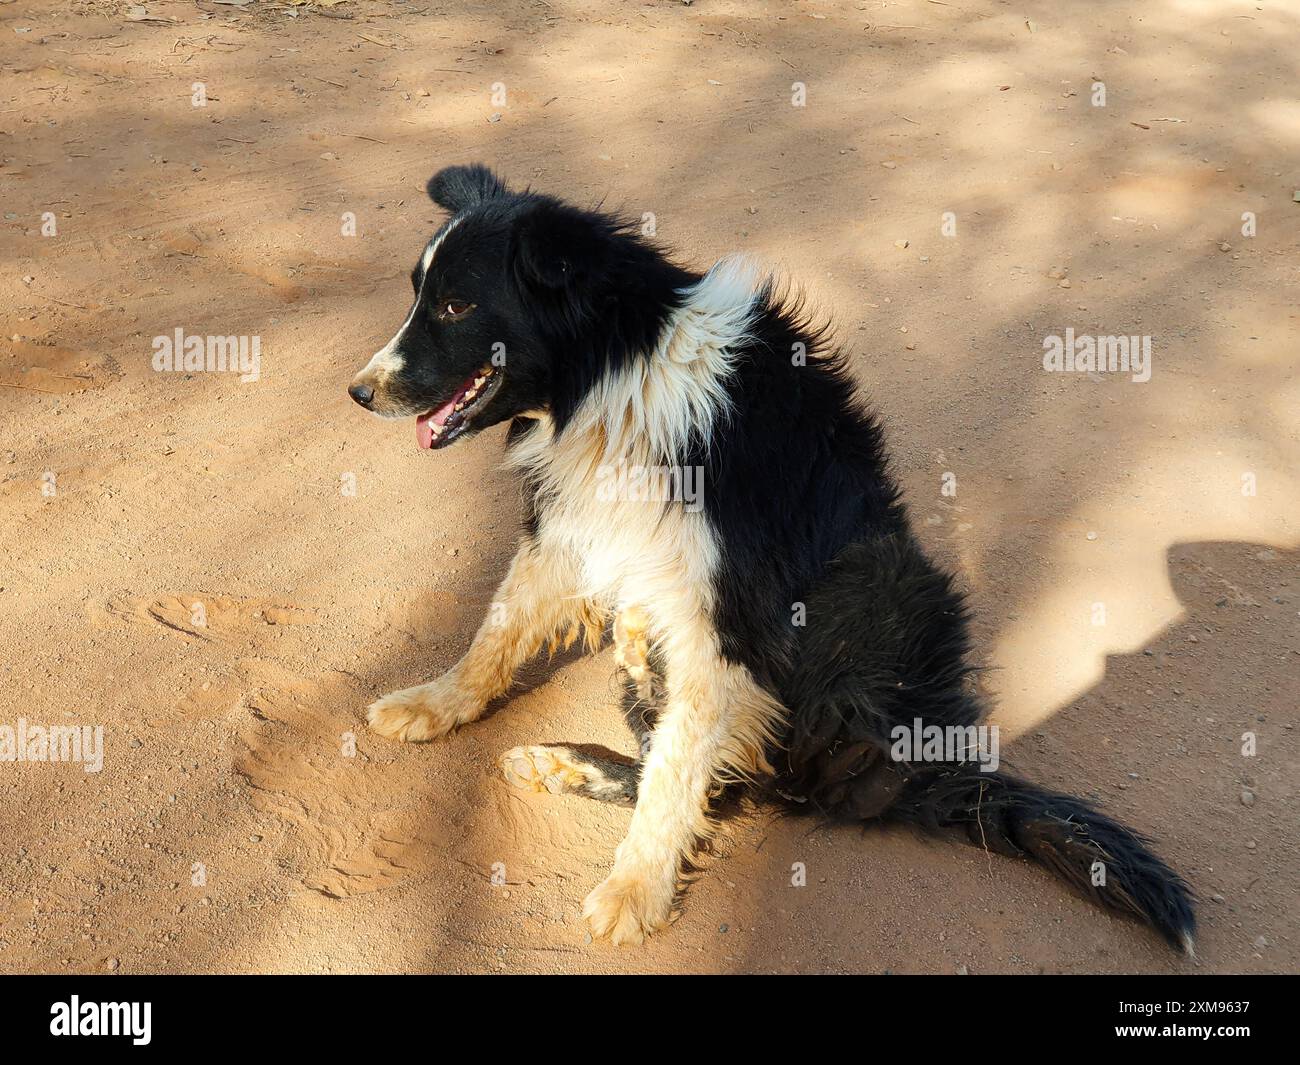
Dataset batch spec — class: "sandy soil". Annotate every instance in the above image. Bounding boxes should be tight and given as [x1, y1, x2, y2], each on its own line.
[1, 0, 1296, 974]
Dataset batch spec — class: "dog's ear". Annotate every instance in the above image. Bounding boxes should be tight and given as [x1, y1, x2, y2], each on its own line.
[513, 201, 598, 291]
[426, 164, 506, 212]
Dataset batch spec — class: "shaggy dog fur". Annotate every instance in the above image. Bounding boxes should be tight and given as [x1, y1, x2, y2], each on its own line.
[349, 164, 1195, 953]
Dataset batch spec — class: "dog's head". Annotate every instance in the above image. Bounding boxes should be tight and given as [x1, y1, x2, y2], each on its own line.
[348, 163, 653, 450]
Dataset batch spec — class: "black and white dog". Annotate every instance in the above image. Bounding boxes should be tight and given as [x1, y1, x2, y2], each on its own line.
[349, 164, 1195, 952]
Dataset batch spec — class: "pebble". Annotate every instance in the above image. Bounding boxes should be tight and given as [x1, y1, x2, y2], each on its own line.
[107, 957, 119, 971]
[1240, 789, 1255, 807]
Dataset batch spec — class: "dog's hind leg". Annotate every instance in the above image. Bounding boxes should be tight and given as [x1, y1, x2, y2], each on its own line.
[613, 604, 661, 757]
[498, 606, 662, 805]
[368, 537, 596, 742]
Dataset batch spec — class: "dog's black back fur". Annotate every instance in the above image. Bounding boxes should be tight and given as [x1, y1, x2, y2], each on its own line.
[681, 278, 1195, 951]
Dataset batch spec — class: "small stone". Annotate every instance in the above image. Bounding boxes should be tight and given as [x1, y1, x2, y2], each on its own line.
[249, 834, 262, 843]
[489, 113, 502, 123]
[718, 923, 729, 933]
[1219, 242, 1232, 252]
[107, 958, 119, 971]
[1058, 278, 1071, 288]
[956, 964, 968, 975]
[893, 239, 909, 249]
[881, 161, 897, 169]
[1086, 531, 1097, 541]
[1240, 789, 1255, 807]
[1047, 266, 1068, 280]
[129, 737, 142, 749]
[1211, 893, 1226, 904]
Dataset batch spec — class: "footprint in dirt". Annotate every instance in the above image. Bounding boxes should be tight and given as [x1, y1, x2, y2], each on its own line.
[91, 593, 318, 643]
[230, 669, 458, 899]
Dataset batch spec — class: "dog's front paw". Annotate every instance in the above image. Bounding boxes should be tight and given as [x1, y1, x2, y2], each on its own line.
[582, 867, 674, 946]
[366, 674, 480, 743]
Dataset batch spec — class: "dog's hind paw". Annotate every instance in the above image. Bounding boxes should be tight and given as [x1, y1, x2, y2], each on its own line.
[366, 674, 480, 742]
[582, 867, 674, 946]
[499, 745, 590, 794]
[499, 745, 639, 804]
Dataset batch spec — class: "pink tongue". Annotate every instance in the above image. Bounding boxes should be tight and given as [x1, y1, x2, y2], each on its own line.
[415, 397, 457, 449]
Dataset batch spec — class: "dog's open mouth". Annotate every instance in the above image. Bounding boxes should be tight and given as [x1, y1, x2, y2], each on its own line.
[415, 363, 501, 450]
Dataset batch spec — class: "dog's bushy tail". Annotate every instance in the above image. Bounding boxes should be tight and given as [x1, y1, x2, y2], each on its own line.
[883, 763, 1196, 954]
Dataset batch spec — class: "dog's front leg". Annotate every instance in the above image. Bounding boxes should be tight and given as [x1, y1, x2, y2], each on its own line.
[368, 536, 587, 742]
[582, 614, 781, 944]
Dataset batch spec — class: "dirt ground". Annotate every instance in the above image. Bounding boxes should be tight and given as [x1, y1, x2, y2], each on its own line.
[1, 0, 1296, 975]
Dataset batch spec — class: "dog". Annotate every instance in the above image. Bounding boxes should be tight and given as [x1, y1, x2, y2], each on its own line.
[348, 164, 1195, 953]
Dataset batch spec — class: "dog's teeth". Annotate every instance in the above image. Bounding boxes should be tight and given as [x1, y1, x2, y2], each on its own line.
[473, 377, 485, 387]
[430, 422, 441, 436]
[464, 388, 478, 401]
[454, 402, 464, 411]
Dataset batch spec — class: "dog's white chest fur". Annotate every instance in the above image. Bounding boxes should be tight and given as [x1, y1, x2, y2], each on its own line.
[507, 415, 719, 616]
[504, 255, 764, 617]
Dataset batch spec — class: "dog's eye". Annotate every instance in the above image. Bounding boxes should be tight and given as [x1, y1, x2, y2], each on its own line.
[437, 300, 475, 321]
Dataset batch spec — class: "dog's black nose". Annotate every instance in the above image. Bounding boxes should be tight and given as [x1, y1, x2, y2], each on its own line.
[349, 382, 375, 408]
